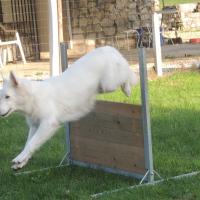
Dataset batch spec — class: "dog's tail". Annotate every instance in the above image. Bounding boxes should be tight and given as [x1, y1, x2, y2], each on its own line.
[121, 69, 139, 97]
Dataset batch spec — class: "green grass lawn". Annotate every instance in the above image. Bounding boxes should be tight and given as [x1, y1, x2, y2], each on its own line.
[162, 0, 199, 6]
[1, 70, 200, 199]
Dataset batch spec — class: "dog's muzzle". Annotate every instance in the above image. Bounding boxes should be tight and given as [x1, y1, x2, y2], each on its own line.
[0, 109, 12, 117]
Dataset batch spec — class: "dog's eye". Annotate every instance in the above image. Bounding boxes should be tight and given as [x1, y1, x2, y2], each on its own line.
[5, 95, 10, 99]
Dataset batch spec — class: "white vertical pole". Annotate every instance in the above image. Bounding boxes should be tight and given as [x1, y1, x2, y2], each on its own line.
[48, 0, 60, 76]
[152, 12, 162, 76]
[58, 0, 64, 43]
[66, 0, 73, 49]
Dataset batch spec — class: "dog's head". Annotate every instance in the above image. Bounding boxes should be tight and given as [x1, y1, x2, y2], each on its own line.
[0, 72, 26, 117]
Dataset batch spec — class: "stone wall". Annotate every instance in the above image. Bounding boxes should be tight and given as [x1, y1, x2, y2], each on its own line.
[178, 3, 200, 30]
[162, 3, 200, 32]
[68, 0, 159, 55]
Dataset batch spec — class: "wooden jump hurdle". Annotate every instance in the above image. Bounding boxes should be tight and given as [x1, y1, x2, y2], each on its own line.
[60, 44, 154, 183]
[70, 101, 145, 176]
[15, 45, 154, 185]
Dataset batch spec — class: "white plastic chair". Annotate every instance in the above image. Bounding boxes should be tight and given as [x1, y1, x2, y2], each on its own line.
[0, 24, 26, 67]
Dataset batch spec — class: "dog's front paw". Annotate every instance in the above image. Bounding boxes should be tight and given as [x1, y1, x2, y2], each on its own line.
[12, 159, 29, 170]
[12, 150, 31, 170]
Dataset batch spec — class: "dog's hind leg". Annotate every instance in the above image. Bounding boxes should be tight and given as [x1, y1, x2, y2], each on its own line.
[12, 119, 59, 170]
[121, 81, 131, 97]
[121, 70, 139, 96]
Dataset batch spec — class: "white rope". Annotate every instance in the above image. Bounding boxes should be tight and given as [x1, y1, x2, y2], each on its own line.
[14, 164, 69, 176]
[91, 171, 200, 199]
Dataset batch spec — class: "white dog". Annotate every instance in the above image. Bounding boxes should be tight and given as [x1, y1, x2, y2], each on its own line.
[0, 46, 138, 170]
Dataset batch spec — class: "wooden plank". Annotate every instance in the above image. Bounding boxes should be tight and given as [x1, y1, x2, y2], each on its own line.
[71, 137, 146, 174]
[71, 114, 142, 133]
[95, 101, 142, 119]
[71, 126, 144, 148]
[70, 101, 145, 174]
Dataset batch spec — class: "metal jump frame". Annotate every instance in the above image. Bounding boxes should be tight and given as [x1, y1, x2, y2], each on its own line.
[59, 43, 155, 183]
[15, 44, 156, 184]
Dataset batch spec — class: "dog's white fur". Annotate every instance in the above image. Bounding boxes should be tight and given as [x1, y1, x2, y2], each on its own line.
[0, 46, 138, 169]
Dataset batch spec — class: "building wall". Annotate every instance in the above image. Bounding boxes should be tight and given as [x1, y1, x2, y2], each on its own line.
[67, 0, 159, 55]
[35, 0, 49, 58]
[0, 0, 45, 60]
[1, 0, 13, 23]
[178, 3, 200, 30]
[35, 0, 68, 59]
[0, 0, 160, 59]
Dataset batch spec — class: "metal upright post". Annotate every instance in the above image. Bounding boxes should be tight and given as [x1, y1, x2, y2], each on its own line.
[59, 42, 71, 166]
[60, 42, 68, 72]
[139, 48, 154, 183]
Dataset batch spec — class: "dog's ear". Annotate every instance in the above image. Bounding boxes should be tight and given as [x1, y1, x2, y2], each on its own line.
[9, 71, 18, 87]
